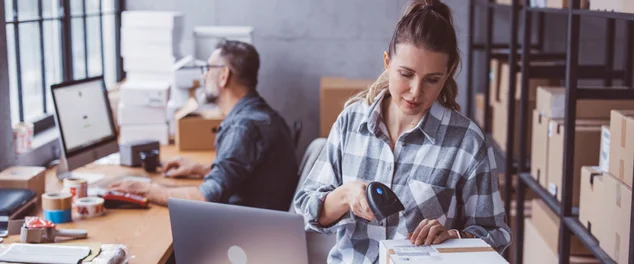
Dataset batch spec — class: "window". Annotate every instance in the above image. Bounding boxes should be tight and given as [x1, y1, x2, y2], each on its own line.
[4, 0, 122, 134]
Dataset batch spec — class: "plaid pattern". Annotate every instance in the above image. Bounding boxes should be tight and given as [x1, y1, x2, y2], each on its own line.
[294, 90, 511, 264]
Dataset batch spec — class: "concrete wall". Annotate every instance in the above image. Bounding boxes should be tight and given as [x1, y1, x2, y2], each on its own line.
[0, 0, 15, 170]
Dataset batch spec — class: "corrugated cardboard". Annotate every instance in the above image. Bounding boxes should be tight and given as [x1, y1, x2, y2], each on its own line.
[320, 77, 373, 137]
[489, 59, 502, 107]
[175, 98, 224, 151]
[119, 124, 169, 145]
[491, 99, 536, 157]
[475, 93, 490, 129]
[536, 87, 634, 119]
[591, 0, 634, 13]
[524, 218, 600, 264]
[579, 166, 607, 241]
[531, 199, 591, 256]
[608, 110, 634, 188]
[120, 81, 170, 107]
[117, 103, 167, 125]
[497, 62, 558, 105]
[546, 119, 608, 206]
[546, 0, 589, 8]
[531, 110, 556, 188]
[600, 125, 611, 172]
[0, 166, 46, 197]
[600, 172, 632, 263]
[380, 239, 506, 264]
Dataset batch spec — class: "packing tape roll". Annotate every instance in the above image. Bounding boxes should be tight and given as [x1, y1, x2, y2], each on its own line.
[43, 209, 72, 224]
[64, 177, 88, 201]
[75, 197, 105, 218]
[41, 193, 73, 211]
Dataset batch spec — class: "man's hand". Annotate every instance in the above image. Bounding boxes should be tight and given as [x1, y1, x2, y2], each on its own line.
[162, 157, 210, 178]
[109, 180, 159, 196]
[408, 219, 459, 246]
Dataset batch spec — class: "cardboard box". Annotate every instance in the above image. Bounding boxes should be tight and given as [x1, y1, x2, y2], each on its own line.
[547, 119, 608, 206]
[0, 166, 46, 197]
[497, 62, 557, 105]
[609, 110, 634, 188]
[531, 199, 591, 256]
[591, 0, 634, 13]
[524, 218, 600, 264]
[536, 87, 634, 119]
[120, 81, 170, 107]
[489, 59, 502, 107]
[117, 103, 167, 125]
[475, 92, 490, 129]
[380, 239, 507, 264]
[546, 0, 589, 8]
[121, 11, 184, 30]
[491, 99, 536, 157]
[320, 77, 373, 137]
[579, 166, 607, 240]
[175, 98, 224, 151]
[599, 172, 632, 263]
[120, 124, 169, 145]
[600, 125, 611, 172]
[123, 55, 176, 73]
[531, 110, 555, 187]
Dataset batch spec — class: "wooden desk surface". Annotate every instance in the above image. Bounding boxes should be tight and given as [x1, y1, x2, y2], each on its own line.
[3, 145, 215, 264]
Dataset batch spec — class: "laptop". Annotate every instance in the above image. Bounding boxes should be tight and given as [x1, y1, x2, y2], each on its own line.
[168, 198, 308, 264]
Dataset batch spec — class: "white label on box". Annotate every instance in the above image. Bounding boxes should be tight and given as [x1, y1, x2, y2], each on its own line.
[600, 126, 610, 172]
[548, 122, 554, 137]
[393, 245, 440, 257]
[548, 183, 558, 196]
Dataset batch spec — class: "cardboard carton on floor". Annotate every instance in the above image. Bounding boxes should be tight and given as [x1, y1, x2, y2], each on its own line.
[536, 87, 634, 119]
[608, 110, 634, 188]
[546, 119, 608, 206]
[531, 110, 555, 188]
[380, 239, 507, 264]
[579, 166, 607, 241]
[0, 166, 46, 197]
[175, 98, 224, 151]
[599, 172, 632, 263]
[320, 77, 373, 137]
[524, 218, 600, 264]
[491, 99, 536, 157]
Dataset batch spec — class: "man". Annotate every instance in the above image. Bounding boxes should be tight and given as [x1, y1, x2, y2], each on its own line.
[110, 40, 299, 211]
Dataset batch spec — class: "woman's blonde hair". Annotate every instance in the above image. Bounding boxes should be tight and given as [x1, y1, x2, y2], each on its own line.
[346, 0, 461, 111]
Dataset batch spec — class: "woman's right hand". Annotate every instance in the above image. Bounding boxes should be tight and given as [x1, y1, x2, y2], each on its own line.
[344, 181, 376, 221]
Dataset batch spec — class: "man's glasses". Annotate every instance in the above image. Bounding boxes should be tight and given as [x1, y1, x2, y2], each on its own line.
[180, 64, 226, 74]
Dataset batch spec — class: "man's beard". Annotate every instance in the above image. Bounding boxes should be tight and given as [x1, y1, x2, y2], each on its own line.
[200, 81, 220, 104]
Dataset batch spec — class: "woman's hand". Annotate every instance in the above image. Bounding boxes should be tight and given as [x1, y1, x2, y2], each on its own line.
[408, 219, 459, 246]
[343, 181, 376, 221]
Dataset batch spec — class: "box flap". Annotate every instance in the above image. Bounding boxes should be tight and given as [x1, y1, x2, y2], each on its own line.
[174, 98, 200, 120]
[175, 98, 224, 120]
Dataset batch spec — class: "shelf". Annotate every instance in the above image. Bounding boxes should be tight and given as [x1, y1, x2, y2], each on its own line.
[577, 87, 634, 100]
[564, 217, 617, 264]
[525, 6, 570, 15]
[517, 173, 580, 215]
[490, 50, 566, 61]
[472, 43, 541, 50]
[572, 9, 634, 21]
[524, 65, 625, 79]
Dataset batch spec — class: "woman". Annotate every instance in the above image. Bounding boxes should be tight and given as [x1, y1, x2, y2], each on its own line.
[294, 0, 511, 263]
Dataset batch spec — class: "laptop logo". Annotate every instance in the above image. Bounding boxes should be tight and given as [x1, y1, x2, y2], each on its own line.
[228, 245, 247, 264]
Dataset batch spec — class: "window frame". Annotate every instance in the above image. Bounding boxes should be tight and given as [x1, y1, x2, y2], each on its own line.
[5, 0, 124, 135]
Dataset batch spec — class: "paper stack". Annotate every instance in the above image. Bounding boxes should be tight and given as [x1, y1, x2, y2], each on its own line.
[119, 11, 184, 144]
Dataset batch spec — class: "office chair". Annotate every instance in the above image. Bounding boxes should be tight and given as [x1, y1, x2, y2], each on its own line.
[293, 121, 303, 149]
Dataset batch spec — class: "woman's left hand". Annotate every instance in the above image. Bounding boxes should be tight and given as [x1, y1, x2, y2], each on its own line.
[408, 219, 459, 246]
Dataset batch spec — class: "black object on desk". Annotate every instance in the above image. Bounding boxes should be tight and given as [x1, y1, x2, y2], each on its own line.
[119, 140, 160, 168]
[0, 188, 37, 220]
[140, 149, 160, 173]
[366, 182, 404, 222]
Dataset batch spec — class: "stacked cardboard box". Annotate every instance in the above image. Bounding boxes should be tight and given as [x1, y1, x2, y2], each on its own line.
[474, 92, 490, 129]
[320, 77, 373, 137]
[591, 0, 634, 13]
[524, 217, 599, 264]
[490, 59, 557, 157]
[530, 87, 634, 205]
[118, 11, 184, 144]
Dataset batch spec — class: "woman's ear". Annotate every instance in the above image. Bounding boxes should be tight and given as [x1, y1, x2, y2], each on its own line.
[383, 51, 390, 70]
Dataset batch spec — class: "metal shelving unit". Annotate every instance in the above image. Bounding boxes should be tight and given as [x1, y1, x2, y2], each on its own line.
[466, 1, 634, 264]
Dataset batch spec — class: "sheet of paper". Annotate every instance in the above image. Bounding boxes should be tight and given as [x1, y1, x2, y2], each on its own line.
[0, 243, 90, 264]
[58, 242, 103, 262]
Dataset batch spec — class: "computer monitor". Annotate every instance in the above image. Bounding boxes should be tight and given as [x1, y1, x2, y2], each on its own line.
[51, 76, 119, 181]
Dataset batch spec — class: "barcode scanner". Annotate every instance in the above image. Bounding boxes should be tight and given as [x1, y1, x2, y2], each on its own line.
[366, 182, 405, 222]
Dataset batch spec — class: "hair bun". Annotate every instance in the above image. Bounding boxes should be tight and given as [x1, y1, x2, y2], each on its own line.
[403, 0, 453, 24]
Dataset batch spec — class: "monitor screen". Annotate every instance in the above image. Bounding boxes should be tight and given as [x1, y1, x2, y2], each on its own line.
[52, 78, 115, 153]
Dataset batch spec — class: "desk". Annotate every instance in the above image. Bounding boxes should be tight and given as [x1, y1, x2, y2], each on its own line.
[3, 145, 215, 264]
